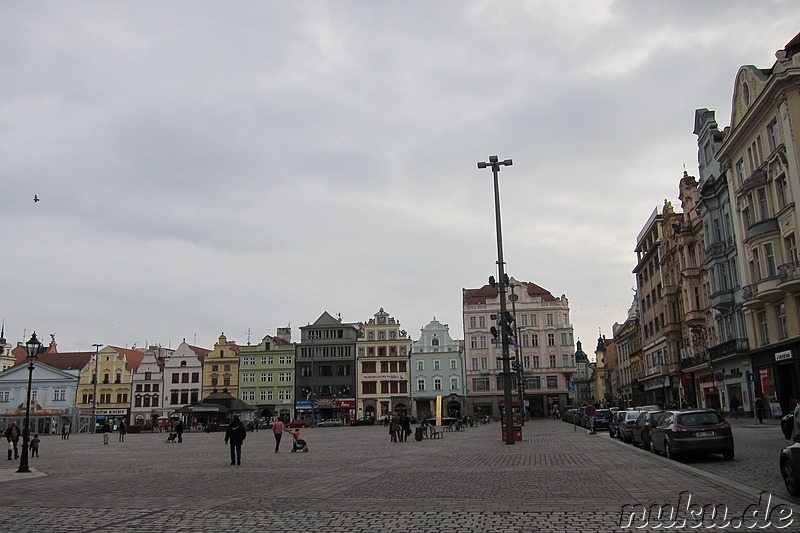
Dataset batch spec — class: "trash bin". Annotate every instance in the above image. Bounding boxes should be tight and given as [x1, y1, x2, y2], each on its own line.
[415, 427, 424, 441]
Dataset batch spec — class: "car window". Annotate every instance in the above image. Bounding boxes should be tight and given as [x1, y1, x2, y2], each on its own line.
[678, 412, 721, 426]
[658, 413, 673, 426]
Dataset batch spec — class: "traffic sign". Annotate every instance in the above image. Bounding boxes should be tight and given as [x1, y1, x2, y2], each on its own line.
[567, 380, 575, 392]
[584, 405, 597, 418]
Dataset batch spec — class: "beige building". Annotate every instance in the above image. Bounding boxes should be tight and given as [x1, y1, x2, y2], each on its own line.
[76, 345, 144, 430]
[202, 333, 241, 398]
[715, 32, 800, 414]
[356, 308, 412, 419]
[463, 278, 576, 419]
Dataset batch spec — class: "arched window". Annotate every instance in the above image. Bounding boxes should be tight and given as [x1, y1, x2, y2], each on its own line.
[180, 360, 187, 367]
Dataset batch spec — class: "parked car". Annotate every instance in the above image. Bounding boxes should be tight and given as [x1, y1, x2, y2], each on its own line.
[591, 409, 614, 430]
[609, 410, 628, 438]
[563, 408, 578, 423]
[317, 419, 343, 427]
[351, 417, 375, 426]
[258, 420, 274, 429]
[631, 411, 664, 449]
[286, 419, 311, 428]
[650, 409, 734, 460]
[617, 411, 643, 443]
[639, 405, 661, 412]
[780, 441, 800, 496]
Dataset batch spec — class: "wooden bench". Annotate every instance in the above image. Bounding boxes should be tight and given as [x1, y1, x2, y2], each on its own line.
[428, 426, 442, 439]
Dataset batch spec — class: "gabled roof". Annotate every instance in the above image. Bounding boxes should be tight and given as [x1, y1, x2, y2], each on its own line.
[187, 344, 211, 361]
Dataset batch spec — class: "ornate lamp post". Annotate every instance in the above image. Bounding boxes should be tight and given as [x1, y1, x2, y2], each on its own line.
[478, 155, 516, 445]
[17, 331, 41, 473]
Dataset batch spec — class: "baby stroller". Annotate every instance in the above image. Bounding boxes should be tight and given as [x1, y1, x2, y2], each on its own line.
[290, 430, 308, 453]
[165, 432, 177, 443]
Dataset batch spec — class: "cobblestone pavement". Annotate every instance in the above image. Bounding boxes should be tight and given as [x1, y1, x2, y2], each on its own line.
[2, 420, 799, 532]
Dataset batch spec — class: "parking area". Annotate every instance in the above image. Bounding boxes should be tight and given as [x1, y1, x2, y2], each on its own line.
[2, 419, 799, 532]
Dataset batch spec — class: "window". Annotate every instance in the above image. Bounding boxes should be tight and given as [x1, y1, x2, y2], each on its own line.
[533, 356, 540, 368]
[172, 374, 180, 384]
[470, 336, 477, 349]
[549, 354, 556, 367]
[362, 361, 376, 373]
[265, 373, 274, 382]
[520, 315, 528, 326]
[472, 358, 479, 371]
[433, 360, 440, 370]
[265, 390, 274, 401]
[757, 187, 770, 221]
[750, 247, 762, 281]
[527, 376, 541, 389]
[434, 378, 442, 391]
[450, 359, 457, 370]
[521, 334, 529, 347]
[182, 373, 190, 383]
[472, 378, 490, 391]
[170, 391, 179, 405]
[777, 303, 788, 340]
[547, 334, 555, 346]
[479, 336, 487, 349]
[785, 234, 797, 263]
[546, 376, 558, 389]
[417, 379, 425, 391]
[279, 356, 292, 365]
[362, 382, 377, 395]
[561, 333, 568, 345]
[191, 372, 199, 383]
[523, 355, 530, 369]
[319, 366, 333, 377]
[546, 314, 554, 325]
[479, 316, 486, 328]
[767, 118, 782, 151]
[736, 158, 746, 186]
[469, 316, 476, 329]
[531, 314, 537, 326]
[764, 243, 777, 277]
[480, 357, 488, 370]
[777, 176, 790, 211]
[337, 365, 350, 376]
[242, 373, 255, 383]
[279, 372, 292, 382]
[758, 311, 770, 346]
[278, 390, 292, 401]
[531, 334, 539, 347]
[53, 389, 66, 401]
[562, 354, 571, 367]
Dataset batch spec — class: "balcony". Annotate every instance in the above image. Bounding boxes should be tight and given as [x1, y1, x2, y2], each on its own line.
[742, 284, 759, 305]
[710, 288, 736, 310]
[683, 309, 706, 326]
[680, 351, 710, 370]
[637, 364, 669, 381]
[708, 338, 749, 360]
[756, 277, 783, 303]
[779, 261, 800, 293]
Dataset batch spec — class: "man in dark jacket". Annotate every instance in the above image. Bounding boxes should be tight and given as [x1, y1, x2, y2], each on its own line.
[175, 420, 184, 443]
[5, 422, 21, 460]
[224, 416, 247, 465]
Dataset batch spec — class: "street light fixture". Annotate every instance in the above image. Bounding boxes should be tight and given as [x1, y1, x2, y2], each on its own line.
[17, 331, 41, 473]
[477, 155, 516, 445]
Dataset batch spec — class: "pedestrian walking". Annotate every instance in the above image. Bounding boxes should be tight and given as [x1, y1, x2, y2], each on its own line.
[730, 396, 740, 419]
[272, 417, 285, 453]
[102, 421, 111, 445]
[755, 397, 764, 424]
[224, 415, 247, 465]
[62, 422, 71, 440]
[5, 421, 21, 460]
[390, 414, 401, 443]
[30, 434, 40, 457]
[400, 414, 411, 442]
[119, 420, 127, 442]
[175, 420, 184, 443]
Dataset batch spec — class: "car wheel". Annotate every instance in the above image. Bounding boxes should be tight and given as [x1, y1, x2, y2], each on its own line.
[650, 439, 659, 455]
[782, 458, 800, 497]
[722, 449, 734, 461]
[664, 440, 675, 460]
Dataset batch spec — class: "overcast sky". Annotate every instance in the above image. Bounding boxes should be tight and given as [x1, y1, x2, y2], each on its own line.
[3, 2, 797, 353]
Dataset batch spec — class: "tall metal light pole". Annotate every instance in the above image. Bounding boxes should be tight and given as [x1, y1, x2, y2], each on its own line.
[92, 343, 102, 433]
[508, 282, 526, 425]
[478, 155, 516, 445]
[17, 332, 41, 473]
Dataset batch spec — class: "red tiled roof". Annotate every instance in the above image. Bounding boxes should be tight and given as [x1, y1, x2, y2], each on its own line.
[10, 349, 94, 371]
[188, 345, 211, 362]
[109, 346, 146, 371]
[463, 281, 556, 305]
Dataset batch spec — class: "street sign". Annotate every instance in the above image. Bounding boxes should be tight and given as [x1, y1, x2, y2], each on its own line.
[584, 405, 597, 418]
[567, 380, 575, 392]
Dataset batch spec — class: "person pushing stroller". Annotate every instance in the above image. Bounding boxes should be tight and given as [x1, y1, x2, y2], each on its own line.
[285, 427, 308, 452]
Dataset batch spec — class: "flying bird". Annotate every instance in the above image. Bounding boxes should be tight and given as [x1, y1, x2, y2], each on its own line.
[33, 195, 40, 203]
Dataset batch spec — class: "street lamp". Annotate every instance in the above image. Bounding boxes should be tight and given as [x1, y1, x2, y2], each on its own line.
[92, 343, 102, 433]
[17, 331, 41, 473]
[508, 282, 526, 425]
[478, 155, 516, 445]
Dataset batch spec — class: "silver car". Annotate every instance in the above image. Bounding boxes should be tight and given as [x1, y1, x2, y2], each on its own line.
[617, 411, 642, 443]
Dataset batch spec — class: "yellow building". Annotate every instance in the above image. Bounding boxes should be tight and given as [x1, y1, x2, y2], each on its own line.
[202, 333, 242, 398]
[76, 345, 144, 431]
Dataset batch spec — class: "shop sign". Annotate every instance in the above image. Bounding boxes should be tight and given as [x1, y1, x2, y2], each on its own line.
[644, 376, 670, 391]
[362, 374, 405, 381]
[335, 400, 355, 408]
[775, 350, 792, 362]
[724, 368, 743, 380]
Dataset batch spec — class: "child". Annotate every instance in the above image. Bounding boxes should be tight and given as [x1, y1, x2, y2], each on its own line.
[31, 434, 40, 457]
[285, 428, 308, 452]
